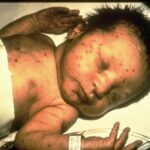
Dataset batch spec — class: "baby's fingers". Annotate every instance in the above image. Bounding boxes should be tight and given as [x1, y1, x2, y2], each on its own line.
[109, 122, 120, 144]
[122, 140, 143, 150]
[50, 7, 80, 15]
[115, 127, 130, 150]
[49, 7, 70, 13]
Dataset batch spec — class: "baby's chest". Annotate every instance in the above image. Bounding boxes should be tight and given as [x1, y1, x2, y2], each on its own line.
[12, 51, 57, 97]
[9, 50, 57, 114]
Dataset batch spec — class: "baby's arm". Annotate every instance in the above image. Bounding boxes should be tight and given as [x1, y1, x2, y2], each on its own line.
[0, 7, 83, 38]
[14, 104, 142, 150]
[14, 104, 79, 150]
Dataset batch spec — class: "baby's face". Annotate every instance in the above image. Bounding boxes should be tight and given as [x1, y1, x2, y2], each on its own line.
[59, 25, 146, 118]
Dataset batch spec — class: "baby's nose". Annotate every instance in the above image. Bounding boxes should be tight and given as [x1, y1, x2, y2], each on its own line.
[93, 71, 117, 98]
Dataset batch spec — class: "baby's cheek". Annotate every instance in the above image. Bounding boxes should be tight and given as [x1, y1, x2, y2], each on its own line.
[61, 77, 78, 101]
[64, 54, 90, 78]
[62, 52, 81, 77]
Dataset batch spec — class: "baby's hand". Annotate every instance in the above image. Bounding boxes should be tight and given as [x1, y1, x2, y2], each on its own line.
[32, 7, 83, 34]
[82, 122, 143, 150]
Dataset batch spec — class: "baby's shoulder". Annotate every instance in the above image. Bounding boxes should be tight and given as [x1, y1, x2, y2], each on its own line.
[2, 33, 56, 53]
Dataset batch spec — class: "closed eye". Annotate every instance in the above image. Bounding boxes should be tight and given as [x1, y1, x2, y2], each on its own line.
[98, 56, 109, 72]
[101, 60, 109, 70]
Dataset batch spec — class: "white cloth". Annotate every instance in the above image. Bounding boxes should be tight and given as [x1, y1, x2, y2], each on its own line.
[0, 39, 14, 138]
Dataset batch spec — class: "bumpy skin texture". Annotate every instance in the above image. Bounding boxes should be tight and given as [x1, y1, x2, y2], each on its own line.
[0, 7, 143, 150]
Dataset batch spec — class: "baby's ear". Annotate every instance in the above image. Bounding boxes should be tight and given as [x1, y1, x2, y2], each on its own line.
[67, 21, 87, 40]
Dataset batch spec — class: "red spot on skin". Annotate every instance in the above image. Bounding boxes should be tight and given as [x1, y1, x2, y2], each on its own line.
[77, 56, 82, 59]
[68, 67, 72, 72]
[14, 58, 18, 62]
[115, 35, 119, 38]
[44, 53, 47, 56]
[76, 73, 80, 77]
[111, 56, 114, 60]
[79, 56, 83, 59]
[132, 69, 135, 72]
[37, 60, 40, 63]
[47, 144, 51, 148]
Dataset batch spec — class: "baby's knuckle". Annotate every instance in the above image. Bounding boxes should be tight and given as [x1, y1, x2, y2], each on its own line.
[105, 139, 114, 150]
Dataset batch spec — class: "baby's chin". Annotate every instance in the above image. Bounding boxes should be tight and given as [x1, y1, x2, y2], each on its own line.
[61, 89, 113, 118]
[76, 103, 116, 119]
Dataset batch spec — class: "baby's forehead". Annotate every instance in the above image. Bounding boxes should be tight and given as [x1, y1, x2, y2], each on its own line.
[69, 24, 145, 62]
[72, 25, 146, 78]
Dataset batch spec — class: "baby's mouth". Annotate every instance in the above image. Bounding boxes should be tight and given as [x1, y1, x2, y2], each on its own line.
[70, 77, 100, 105]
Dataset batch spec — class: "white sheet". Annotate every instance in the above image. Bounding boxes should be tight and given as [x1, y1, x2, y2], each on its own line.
[0, 2, 150, 146]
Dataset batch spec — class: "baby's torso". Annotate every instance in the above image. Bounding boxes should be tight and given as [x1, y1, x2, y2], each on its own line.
[2, 34, 63, 129]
